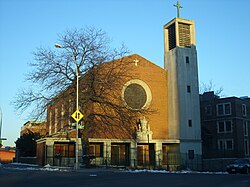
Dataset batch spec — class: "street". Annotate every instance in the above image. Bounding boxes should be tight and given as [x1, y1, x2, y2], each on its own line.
[1, 166, 250, 187]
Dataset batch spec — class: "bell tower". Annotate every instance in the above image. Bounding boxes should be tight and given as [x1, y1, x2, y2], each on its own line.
[164, 3, 202, 157]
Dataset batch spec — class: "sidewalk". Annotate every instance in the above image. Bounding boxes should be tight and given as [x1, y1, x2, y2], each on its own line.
[0, 162, 124, 173]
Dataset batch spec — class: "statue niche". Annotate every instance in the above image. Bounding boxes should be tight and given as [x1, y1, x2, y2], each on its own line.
[136, 116, 152, 141]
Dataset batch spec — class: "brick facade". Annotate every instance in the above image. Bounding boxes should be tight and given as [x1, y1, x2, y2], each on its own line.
[45, 54, 169, 140]
[36, 54, 181, 169]
[200, 92, 250, 159]
[21, 121, 46, 137]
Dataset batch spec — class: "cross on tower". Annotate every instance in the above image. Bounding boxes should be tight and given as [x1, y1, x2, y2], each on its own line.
[173, 1, 183, 18]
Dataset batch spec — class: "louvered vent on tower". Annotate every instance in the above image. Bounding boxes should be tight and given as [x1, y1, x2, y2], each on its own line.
[168, 23, 176, 50]
[178, 23, 191, 47]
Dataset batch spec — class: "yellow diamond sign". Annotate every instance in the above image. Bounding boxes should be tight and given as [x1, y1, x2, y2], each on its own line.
[71, 110, 84, 122]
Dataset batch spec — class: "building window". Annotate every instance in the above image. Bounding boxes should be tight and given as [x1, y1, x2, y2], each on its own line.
[61, 103, 65, 117]
[226, 140, 233, 150]
[227, 140, 233, 150]
[61, 103, 65, 129]
[205, 105, 212, 116]
[54, 143, 75, 157]
[186, 56, 190, 64]
[49, 111, 52, 135]
[68, 99, 73, 125]
[188, 120, 192, 127]
[217, 120, 232, 133]
[218, 139, 224, 150]
[244, 121, 248, 136]
[242, 104, 247, 116]
[244, 140, 249, 156]
[217, 103, 231, 116]
[124, 83, 147, 110]
[123, 79, 152, 110]
[69, 99, 73, 114]
[187, 85, 191, 93]
[217, 104, 223, 116]
[218, 139, 234, 150]
[55, 108, 58, 133]
[188, 150, 194, 159]
[225, 103, 231, 115]
[218, 121, 225, 133]
[225, 121, 232, 132]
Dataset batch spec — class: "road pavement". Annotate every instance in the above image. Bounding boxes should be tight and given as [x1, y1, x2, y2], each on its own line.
[1, 164, 250, 187]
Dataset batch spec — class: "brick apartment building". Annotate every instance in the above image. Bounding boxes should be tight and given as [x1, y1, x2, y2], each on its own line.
[200, 92, 250, 170]
[20, 121, 47, 137]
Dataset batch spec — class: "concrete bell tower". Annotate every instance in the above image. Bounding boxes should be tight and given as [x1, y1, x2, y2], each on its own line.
[164, 6, 202, 157]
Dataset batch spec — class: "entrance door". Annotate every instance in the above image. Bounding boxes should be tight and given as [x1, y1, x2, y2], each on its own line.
[111, 144, 130, 166]
[137, 144, 155, 167]
[111, 145, 119, 165]
[53, 142, 75, 166]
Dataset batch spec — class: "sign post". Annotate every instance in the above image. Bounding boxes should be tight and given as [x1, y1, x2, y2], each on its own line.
[71, 109, 84, 169]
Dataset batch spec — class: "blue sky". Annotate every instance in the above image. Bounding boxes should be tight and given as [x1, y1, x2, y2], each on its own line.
[0, 0, 249, 146]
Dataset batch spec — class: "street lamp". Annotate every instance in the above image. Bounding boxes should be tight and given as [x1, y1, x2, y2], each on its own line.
[0, 107, 7, 146]
[55, 43, 80, 170]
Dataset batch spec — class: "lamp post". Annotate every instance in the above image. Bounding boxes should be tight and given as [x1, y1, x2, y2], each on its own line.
[0, 107, 7, 142]
[55, 43, 79, 170]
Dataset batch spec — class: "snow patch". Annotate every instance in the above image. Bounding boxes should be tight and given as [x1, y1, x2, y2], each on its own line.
[3, 163, 64, 172]
[44, 164, 51, 168]
[10, 163, 39, 167]
[125, 169, 228, 175]
[42, 167, 59, 171]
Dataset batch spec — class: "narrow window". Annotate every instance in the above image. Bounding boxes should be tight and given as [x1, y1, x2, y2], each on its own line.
[187, 85, 191, 93]
[61, 103, 65, 129]
[244, 140, 249, 156]
[224, 103, 231, 115]
[217, 104, 224, 116]
[188, 150, 194, 159]
[61, 103, 65, 117]
[217, 121, 225, 133]
[225, 121, 232, 133]
[49, 111, 52, 135]
[188, 120, 192, 127]
[55, 108, 58, 133]
[68, 99, 73, 126]
[244, 121, 248, 136]
[218, 140, 224, 150]
[186, 56, 190, 63]
[242, 104, 247, 116]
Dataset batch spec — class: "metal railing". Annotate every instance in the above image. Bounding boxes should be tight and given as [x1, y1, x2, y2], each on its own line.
[45, 148, 202, 171]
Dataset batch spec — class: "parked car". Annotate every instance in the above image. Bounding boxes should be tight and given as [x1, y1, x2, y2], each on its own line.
[226, 159, 250, 174]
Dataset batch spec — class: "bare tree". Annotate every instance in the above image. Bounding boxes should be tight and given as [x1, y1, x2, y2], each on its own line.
[13, 27, 150, 141]
[14, 27, 124, 118]
[199, 80, 224, 97]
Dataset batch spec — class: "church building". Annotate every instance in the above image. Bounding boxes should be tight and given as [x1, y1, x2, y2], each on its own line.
[36, 10, 202, 170]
